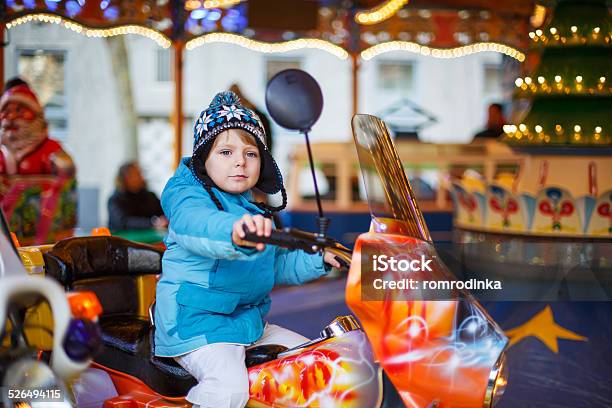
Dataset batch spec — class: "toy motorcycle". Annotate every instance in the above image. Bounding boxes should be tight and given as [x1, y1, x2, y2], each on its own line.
[0, 211, 102, 407]
[38, 112, 506, 407]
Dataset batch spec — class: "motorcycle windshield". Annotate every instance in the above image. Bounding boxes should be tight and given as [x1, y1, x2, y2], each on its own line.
[351, 114, 432, 242]
[348, 115, 508, 407]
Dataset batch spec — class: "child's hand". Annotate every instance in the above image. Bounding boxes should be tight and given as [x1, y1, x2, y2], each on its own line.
[152, 215, 169, 230]
[232, 214, 272, 251]
[324, 250, 342, 269]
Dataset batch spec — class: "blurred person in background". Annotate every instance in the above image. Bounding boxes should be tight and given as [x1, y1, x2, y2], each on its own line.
[108, 161, 167, 231]
[0, 77, 74, 176]
[472, 103, 506, 140]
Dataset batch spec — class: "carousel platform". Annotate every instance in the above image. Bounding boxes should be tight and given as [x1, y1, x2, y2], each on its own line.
[282, 206, 453, 246]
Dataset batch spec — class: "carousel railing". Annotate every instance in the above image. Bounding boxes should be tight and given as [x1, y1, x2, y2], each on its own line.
[287, 139, 522, 212]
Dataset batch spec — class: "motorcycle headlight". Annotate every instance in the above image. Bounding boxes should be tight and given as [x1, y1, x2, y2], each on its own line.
[484, 354, 509, 408]
[63, 318, 103, 362]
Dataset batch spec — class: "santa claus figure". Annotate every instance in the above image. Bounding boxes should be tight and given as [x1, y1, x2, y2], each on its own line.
[0, 79, 74, 176]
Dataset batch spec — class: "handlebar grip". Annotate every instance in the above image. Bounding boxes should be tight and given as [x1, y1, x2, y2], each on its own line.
[241, 225, 319, 253]
[334, 256, 350, 269]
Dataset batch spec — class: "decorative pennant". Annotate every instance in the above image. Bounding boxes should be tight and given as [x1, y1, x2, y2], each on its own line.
[486, 184, 525, 231]
[586, 190, 612, 236]
[532, 187, 581, 234]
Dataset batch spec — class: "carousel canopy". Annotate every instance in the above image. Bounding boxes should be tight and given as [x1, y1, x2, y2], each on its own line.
[1, 0, 534, 60]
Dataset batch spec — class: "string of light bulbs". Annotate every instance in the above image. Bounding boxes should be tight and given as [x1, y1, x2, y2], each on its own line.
[503, 124, 607, 144]
[185, 0, 243, 10]
[528, 26, 611, 46]
[514, 75, 609, 95]
[5, 13, 172, 48]
[185, 33, 349, 59]
[355, 0, 410, 25]
[361, 41, 525, 61]
[5, 13, 526, 62]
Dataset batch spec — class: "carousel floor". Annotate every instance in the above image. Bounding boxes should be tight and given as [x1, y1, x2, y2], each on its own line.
[268, 277, 350, 338]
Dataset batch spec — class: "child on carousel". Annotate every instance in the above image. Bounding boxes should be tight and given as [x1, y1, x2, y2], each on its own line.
[154, 91, 340, 408]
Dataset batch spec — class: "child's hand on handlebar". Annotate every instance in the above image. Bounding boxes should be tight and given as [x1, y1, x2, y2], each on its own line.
[232, 215, 346, 266]
[324, 251, 342, 269]
[232, 214, 272, 251]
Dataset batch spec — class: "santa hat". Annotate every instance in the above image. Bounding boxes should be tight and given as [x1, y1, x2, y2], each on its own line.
[0, 83, 44, 114]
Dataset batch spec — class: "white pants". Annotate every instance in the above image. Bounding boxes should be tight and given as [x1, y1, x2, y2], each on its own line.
[174, 324, 308, 408]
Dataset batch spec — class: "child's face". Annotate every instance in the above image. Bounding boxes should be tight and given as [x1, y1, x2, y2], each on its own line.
[204, 129, 261, 194]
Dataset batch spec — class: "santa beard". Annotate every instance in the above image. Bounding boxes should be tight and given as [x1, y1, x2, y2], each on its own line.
[0, 115, 48, 161]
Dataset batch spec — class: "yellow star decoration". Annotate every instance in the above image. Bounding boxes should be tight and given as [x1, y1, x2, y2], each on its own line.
[505, 305, 587, 354]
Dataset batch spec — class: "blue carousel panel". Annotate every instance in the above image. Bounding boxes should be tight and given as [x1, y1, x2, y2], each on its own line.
[485, 302, 612, 408]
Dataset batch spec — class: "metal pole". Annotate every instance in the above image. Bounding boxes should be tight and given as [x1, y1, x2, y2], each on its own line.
[303, 130, 324, 219]
[172, 41, 184, 168]
[303, 129, 330, 237]
[349, 2, 361, 118]
[351, 52, 360, 117]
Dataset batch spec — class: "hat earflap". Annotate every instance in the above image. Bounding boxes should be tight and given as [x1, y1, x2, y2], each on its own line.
[251, 187, 288, 217]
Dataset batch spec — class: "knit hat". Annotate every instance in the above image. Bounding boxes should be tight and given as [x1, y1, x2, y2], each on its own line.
[0, 83, 44, 114]
[191, 91, 286, 213]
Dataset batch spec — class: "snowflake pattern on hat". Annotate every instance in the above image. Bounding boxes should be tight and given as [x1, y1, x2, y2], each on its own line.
[193, 91, 266, 151]
[195, 113, 216, 135]
[218, 105, 246, 121]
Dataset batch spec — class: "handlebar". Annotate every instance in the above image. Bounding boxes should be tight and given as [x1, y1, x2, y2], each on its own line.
[241, 225, 352, 266]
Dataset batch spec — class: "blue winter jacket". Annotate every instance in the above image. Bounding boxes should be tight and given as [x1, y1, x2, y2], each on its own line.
[154, 158, 327, 357]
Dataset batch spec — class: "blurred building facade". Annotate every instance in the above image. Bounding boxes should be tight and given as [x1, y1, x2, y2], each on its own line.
[3, 23, 508, 226]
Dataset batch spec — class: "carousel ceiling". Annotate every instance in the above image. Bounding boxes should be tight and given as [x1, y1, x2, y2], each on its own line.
[1, 0, 536, 60]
